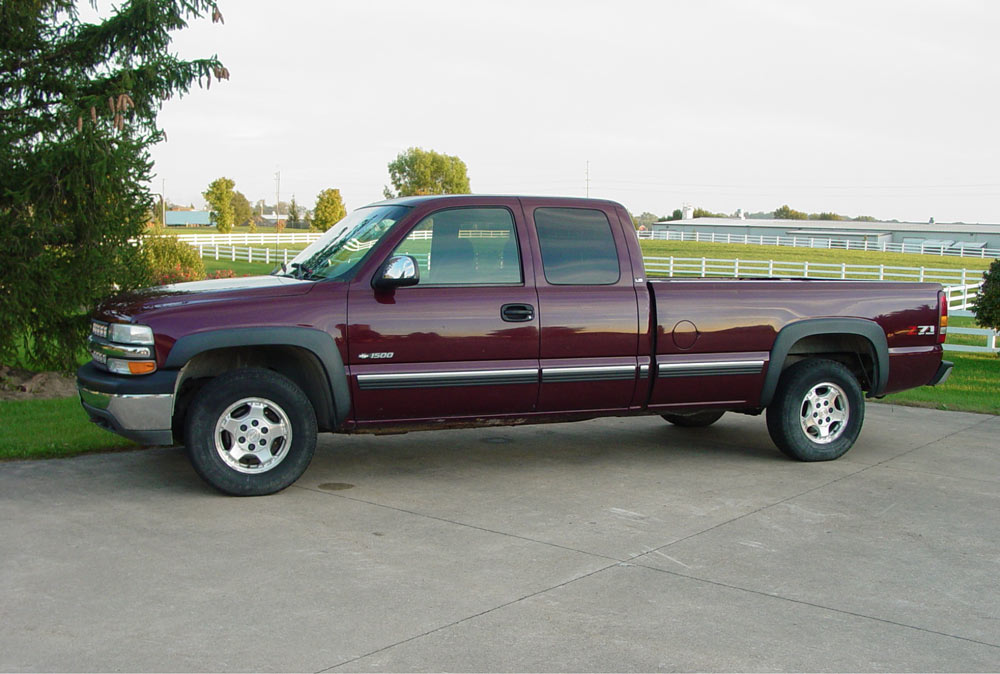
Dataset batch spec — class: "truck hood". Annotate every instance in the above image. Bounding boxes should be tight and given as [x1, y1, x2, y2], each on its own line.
[96, 275, 315, 322]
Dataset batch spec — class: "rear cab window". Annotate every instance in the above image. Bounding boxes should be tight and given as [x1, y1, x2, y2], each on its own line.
[533, 207, 621, 285]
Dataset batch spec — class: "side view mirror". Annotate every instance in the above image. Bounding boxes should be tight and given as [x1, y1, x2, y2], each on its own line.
[373, 255, 420, 290]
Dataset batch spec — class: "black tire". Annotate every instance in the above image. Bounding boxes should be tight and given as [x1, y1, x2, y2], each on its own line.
[661, 410, 725, 427]
[766, 358, 864, 461]
[185, 368, 317, 496]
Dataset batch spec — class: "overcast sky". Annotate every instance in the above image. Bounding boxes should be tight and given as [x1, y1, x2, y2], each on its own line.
[109, 0, 999, 223]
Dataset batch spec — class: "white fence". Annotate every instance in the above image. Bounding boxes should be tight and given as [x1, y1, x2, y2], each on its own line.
[942, 284, 982, 311]
[637, 228, 1000, 260]
[197, 244, 296, 265]
[944, 326, 998, 353]
[163, 229, 1000, 259]
[198, 245, 988, 286]
[642, 256, 985, 286]
[170, 232, 323, 245]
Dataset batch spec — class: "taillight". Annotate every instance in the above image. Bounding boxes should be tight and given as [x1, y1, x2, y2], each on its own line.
[938, 290, 948, 344]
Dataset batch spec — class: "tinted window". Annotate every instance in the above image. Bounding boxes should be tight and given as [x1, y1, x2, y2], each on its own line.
[391, 207, 521, 285]
[534, 207, 620, 285]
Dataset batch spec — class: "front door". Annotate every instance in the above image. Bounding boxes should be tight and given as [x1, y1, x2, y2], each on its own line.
[347, 201, 540, 423]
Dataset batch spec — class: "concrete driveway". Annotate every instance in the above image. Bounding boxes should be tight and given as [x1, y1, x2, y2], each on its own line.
[1, 403, 998, 672]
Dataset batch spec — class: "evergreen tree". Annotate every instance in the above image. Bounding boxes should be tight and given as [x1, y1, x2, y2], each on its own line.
[0, 0, 227, 368]
[972, 258, 1000, 340]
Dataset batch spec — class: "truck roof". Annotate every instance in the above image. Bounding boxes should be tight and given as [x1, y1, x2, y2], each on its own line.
[365, 194, 625, 209]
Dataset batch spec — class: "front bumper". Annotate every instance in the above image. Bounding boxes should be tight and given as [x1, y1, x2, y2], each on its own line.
[77, 362, 178, 446]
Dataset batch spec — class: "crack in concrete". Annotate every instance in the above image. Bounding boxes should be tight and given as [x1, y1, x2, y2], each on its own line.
[314, 562, 624, 673]
[631, 562, 1000, 651]
[303, 411, 997, 671]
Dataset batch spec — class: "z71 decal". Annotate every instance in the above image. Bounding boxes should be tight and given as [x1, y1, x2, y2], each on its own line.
[906, 325, 936, 336]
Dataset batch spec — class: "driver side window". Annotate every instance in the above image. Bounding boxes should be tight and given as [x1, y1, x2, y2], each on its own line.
[391, 207, 521, 285]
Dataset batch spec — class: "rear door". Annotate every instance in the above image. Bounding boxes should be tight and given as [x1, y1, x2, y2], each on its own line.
[522, 199, 642, 413]
[346, 200, 540, 423]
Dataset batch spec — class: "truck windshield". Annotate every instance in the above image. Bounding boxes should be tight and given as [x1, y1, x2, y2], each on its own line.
[279, 205, 410, 280]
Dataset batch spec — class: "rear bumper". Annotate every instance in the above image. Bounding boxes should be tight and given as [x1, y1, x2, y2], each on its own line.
[928, 359, 954, 387]
[76, 362, 178, 446]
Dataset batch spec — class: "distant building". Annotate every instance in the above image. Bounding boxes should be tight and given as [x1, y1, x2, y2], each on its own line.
[165, 210, 212, 227]
[650, 217, 1000, 252]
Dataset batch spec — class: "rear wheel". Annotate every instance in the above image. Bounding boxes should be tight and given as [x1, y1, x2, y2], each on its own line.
[661, 410, 725, 427]
[185, 368, 317, 495]
[766, 358, 864, 461]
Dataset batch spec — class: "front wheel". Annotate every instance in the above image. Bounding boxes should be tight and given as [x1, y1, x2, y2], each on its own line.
[765, 359, 864, 461]
[185, 368, 317, 495]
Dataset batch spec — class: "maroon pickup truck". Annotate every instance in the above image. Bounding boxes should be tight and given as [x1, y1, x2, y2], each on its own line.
[78, 195, 952, 495]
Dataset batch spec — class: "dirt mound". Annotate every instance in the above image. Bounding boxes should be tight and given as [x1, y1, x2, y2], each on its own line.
[0, 366, 78, 401]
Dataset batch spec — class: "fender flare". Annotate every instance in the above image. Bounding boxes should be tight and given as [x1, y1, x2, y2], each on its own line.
[164, 327, 351, 426]
[761, 318, 889, 407]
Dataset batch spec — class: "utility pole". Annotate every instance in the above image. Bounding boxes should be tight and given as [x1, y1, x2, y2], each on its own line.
[585, 160, 590, 198]
[161, 178, 166, 225]
[274, 169, 280, 215]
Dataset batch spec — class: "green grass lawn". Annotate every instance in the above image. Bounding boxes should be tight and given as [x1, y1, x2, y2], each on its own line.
[880, 351, 1000, 415]
[203, 257, 276, 277]
[0, 396, 135, 459]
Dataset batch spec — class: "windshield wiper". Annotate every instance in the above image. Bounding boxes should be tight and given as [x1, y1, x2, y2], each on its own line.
[276, 262, 315, 279]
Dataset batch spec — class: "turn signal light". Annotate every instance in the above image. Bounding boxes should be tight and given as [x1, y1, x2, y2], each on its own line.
[127, 361, 157, 375]
[107, 357, 158, 375]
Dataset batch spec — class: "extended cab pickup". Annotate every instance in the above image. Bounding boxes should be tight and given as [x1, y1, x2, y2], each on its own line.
[78, 195, 953, 495]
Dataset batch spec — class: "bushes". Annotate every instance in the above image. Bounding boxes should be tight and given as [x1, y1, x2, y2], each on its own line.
[143, 234, 206, 285]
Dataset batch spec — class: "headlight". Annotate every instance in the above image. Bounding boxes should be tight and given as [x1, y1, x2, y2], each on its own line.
[90, 321, 158, 375]
[108, 323, 154, 345]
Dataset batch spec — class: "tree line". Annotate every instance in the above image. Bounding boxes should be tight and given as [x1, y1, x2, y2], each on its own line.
[631, 206, 882, 228]
[192, 147, 470, 234]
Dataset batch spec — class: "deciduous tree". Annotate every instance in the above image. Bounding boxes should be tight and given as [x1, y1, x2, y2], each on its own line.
[313, 188, 347, 231]
[692, 207, 727, 218]
[231, 190, 252, 227]
[0, 0, 227, 369]
[632, 212, 659, 228]
[773, 205, 809, 220]
[204, 177, 235, 233]
[383, 147, 471, 198]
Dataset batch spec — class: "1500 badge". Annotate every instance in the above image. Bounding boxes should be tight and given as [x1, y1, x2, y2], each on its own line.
[358, 352, 394, 359]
